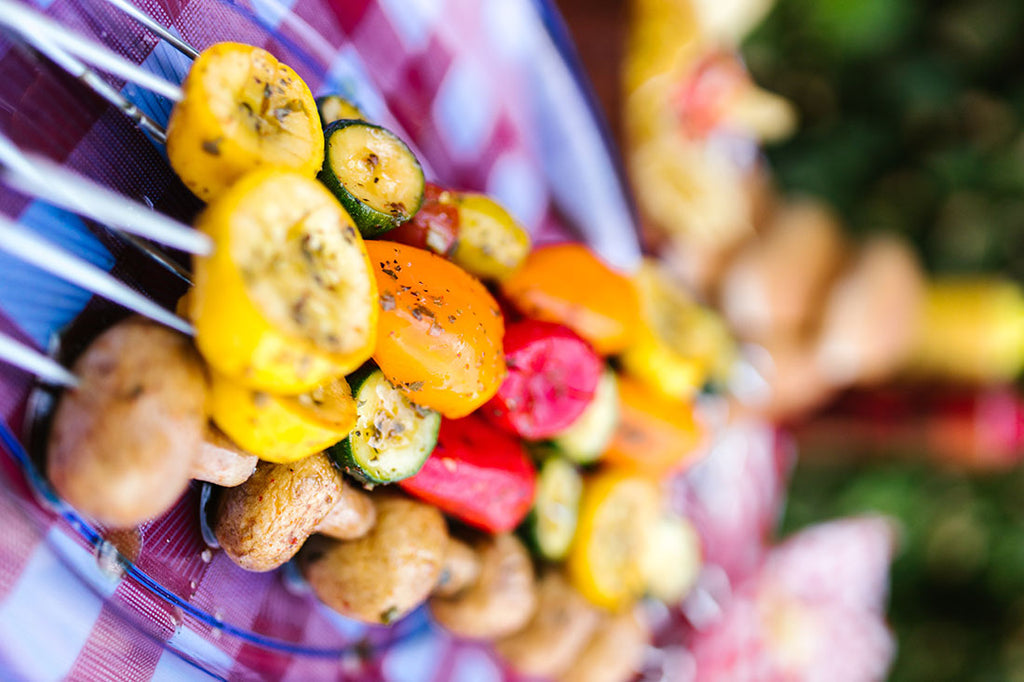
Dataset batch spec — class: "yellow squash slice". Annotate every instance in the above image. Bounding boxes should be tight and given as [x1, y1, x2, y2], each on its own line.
[191, 169, 378, 394]
[567, 471, 659, 611]
[167, 42, 324, 201]
[209, 373, 356, 463]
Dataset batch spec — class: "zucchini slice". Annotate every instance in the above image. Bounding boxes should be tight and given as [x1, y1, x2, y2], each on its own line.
[551, 368, 619, 464]
[328, 365, 440, 485]
[641, 515, 702, 603]
[318, 120, 424, 237]
[524, 456, 582, 561]
[316, 94, 366, 125]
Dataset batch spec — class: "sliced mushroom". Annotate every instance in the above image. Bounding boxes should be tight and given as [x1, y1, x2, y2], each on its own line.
[559, 608, 650, 682]
[301, 493, 447, 625]
[191, 424, 258, 487]
[213, 453, 343, 572]
[495, 571, 601, 679]
[430, 533, 537, 640]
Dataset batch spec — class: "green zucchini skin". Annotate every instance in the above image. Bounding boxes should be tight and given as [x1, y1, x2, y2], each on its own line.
[327, 365, 440, 486]
[318, 119, 425, 238]
[521, 455, 583, 561]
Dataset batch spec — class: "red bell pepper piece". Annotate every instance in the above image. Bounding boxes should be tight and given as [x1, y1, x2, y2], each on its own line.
[483, 320, 603, 440]
[399, 415, 536, 532]
[386, 183, 459, 255]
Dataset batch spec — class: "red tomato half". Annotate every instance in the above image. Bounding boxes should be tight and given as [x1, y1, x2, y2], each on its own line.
[386, 183, 459, 255]
[398, 416, 536, 532]
[482, 320, 603, 440]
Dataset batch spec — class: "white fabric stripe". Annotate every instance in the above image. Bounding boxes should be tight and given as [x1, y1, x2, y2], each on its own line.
[0, 528, 118, 681]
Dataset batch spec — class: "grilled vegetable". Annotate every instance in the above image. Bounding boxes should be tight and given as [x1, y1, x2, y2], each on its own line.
[560, 609, 649, 682]
[318, 120, 424, 237]
[47, 318, 205, 528]
[399, 416, 536, 533]
[621, 260, 735, 399]
[366, 241, 506, 418]
[720, 200, 846, 341]
[501, 244, 641, 355]
[568, 471, 659, 610]
[909, 277, 1024, 383]
[815, 235, 925, 386]
[301, 493, 447, 625]
[214, 454, 345, 572]
[205, 372, 358, 462]
[640, 514, 702, 603]
[495, 571, 601, 679]
[449, 193, 530, 281]
[551, 367, 619, 464]
[386, 183, 459, 255]
[328, 365, 440, 485]
[191, 169, 377, 394]
[434, 538, 481, 598]
[430, 533, 537, 639]
[167, 42, 323, 201]
[208, 372, 356, 463]
[603, 376, 703, 476]
[313, 482, 376, 540]
[191, 425, 258, 487]
[315, 94, 365, 125]
[523, 456, 582, 561]
[483, 320, 603, 440]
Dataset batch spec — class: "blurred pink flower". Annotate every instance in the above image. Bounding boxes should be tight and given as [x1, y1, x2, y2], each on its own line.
[685, 517, 897, 682]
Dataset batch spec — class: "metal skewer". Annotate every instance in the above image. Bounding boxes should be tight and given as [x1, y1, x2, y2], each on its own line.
[99, 0, 200, 60]
[0, 0, 183, 100]
[0, 135, 210, 256]
[0, 0, 188, 142]
[0, 216, 194, 335]
[0, 333, 78, 388]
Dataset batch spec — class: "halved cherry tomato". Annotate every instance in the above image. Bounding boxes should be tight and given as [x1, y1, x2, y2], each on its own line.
[399, 415, 536, 532]
[603, 375, 703, 476]
[500, 244, 641, 356]
[386, 183, 459, 256]
[366, 241, 506, 418]
[483, 320, 602, 440]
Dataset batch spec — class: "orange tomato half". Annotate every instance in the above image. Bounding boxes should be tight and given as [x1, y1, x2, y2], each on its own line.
[500, 244, 641, 355]
[366, 241, 506, 418]
[603, 375, 704, 476]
